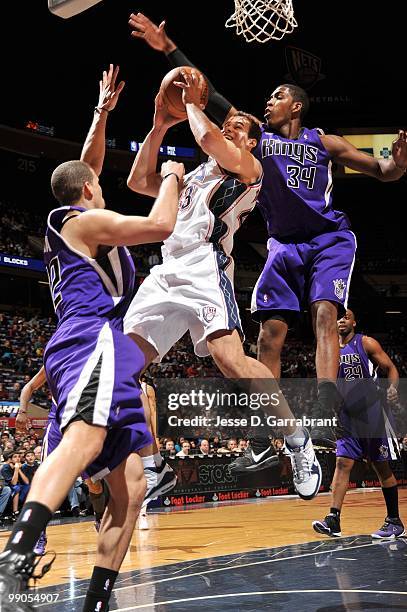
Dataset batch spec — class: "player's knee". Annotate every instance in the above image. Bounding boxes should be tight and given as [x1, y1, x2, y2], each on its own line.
[259, 320, 287, 351]
[258, 329, 284, 355]
[336, 457, 353, 472]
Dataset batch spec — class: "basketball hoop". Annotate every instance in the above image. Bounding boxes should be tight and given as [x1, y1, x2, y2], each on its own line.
[225, 0, 298, 44]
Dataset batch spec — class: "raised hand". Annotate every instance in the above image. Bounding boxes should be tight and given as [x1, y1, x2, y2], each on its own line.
[129, 12, 176, 54]
[153, 92, 186, 130]
[15, 410, 28, 433]
[174, 69, 206, 108]
[97, 64, 125, 112]
[392, 130, 407, 170]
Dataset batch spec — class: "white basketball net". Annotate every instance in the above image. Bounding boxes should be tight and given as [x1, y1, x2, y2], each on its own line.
[225, 0, 298, 44]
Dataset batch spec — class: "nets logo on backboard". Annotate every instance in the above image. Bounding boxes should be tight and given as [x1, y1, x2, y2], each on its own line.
[285, 46, 325, 90]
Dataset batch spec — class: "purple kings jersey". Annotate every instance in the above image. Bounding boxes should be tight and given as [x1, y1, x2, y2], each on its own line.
[255, 126, 351, 241]
[44, 206, 135, 329]
[338, 333, 376, 381]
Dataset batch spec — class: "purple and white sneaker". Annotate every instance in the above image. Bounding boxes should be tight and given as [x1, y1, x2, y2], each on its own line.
[312, 513, 342, 537]
[34, 532, 47, 556]
[371, 517, 406, 539]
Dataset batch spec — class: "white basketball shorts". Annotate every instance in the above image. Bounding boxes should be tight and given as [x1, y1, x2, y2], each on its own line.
[123, 243, 243, 361]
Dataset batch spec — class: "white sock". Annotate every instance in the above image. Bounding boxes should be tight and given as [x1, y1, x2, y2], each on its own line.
[154, 452, 163, 467]
[142, 455, 155, 469]
[285, 427, 307, 449]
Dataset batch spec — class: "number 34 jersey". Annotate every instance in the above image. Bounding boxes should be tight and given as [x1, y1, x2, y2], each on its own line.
[44, 206, 135, 329]
[255, 126, 350, 241]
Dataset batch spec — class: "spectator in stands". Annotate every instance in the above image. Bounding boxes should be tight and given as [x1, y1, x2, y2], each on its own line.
[174, 437, 184, 453]
[0, 476, 12, 526]
[227, 439, 238, 452]
[238, 439, 247, 452]
[198, 439, 210, 455]
[33, 446, 42, 464]
[164, 440, 176, 457]
[0, 383, 8, 400]
[274, 437, 285, 451]
[211, 435, 221, 451]
[186, 364, 199, 377]
[0, 450, 30, 520]
[1, 432, 13, 450]
[13, 434, 23, 447]
[21, 451, 38, 483]
[176, 441, 191, 457]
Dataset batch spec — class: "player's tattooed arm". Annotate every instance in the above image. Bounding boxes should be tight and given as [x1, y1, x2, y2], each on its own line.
[362, 336, 399, 402]
[80, 65, 125, 177]
[322, 132, 407, 181]
[127, 93, 184, 198]
[129, 12, 237, 124]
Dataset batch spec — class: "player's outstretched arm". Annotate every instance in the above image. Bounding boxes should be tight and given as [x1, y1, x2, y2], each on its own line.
[362, 336, 399, 402]
[322, 132, 407, 181]
[129, 12, 237, 125]
[176, 70, 261, 183]
[79, 160, 184, 247]
[80, 65, 125, 176]
[16, 365, 47, 432]
[127, 93, 184, 197]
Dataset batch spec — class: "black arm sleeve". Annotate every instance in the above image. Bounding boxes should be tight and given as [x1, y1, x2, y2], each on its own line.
[166, 48, 234, 125]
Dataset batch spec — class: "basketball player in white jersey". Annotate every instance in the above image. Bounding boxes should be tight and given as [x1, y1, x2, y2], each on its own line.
[124, 71, 322, 500]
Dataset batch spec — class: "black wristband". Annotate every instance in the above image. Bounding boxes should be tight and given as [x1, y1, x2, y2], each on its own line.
[94, 106, 109, 114]
[162, 172, 180, 183]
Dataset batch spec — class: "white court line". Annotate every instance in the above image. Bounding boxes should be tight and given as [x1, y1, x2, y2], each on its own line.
[115, 589, 407, 611]
[37, 540, 381, 606]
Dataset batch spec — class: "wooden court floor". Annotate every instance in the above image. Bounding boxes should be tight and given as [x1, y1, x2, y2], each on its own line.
[1, 488, 406, 588]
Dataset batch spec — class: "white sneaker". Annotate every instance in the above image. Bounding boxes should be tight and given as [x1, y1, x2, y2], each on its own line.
[144, 460, 177, 506]
[138, 509, 149, 531]
[286, 431, 322, 500]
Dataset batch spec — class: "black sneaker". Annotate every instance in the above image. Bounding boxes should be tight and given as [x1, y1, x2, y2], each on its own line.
[312, 513, 342, 537]
[0, 550, 35, 611]
[228, 445, 279, 474]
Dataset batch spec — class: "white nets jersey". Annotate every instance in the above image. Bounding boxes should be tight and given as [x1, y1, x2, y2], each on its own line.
[163, 157, 262, 257]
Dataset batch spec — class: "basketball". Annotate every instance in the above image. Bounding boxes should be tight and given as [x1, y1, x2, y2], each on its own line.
[159, 66, 209, 120]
